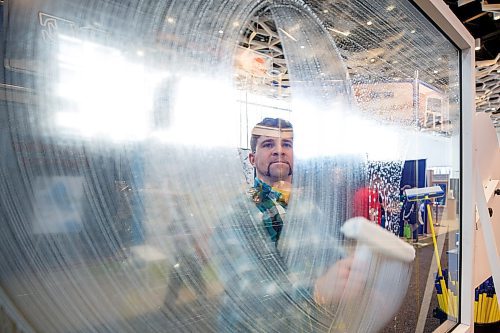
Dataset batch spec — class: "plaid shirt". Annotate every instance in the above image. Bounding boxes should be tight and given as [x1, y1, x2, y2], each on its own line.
[210, 178, 342, 332]
[249, 178, 287, 244]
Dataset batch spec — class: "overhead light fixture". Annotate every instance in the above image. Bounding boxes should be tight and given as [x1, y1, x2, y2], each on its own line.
[475, 38, 481, 51]
[386, 5, 395, 12]
[410, 29, 416, 34]
[327, 27, 351, 37]
[278, 28, 297, 41]
[367, 21, 373, 26]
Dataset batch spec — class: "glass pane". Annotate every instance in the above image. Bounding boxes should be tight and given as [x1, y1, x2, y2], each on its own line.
[0, 0, 461, 332]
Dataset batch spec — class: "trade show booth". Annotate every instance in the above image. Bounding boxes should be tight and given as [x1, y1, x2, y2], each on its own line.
[0, 0, 498, 332]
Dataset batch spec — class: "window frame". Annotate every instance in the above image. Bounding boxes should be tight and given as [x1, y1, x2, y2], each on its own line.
[412, 0, 475, 331]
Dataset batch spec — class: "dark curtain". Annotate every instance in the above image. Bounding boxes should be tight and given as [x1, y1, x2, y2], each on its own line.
[399, 159, 426, 237]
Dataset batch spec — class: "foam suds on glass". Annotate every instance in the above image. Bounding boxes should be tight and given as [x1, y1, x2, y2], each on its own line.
[0, 0, 459, 332]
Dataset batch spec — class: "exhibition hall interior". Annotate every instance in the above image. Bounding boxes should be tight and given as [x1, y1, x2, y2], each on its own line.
[0, 0, 499, 332]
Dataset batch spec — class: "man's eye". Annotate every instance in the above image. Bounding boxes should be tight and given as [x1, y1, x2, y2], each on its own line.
[283, 143, 293, 148]
[262, 143, 273, 148]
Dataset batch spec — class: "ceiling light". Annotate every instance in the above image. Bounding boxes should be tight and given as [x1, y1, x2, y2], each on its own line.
[323, 9, 329, 14]
[410, 29, 416, 33]
[166, 17, 175, 24]
[327, 27, 351, 36]
[475, 38, 481, 51]
[386, 5, 395, 11]
[136, 50, 144, 57]
[370, 58, 376, 63]
[367, 21, 373, 26]
[233, 21, 240, 27]
[218, 30, 224, 34]
[300, 45, 305, 49]
[278, 28, 297, 41]
[392, 60, 398, 64]
[433, 70, 438, 74]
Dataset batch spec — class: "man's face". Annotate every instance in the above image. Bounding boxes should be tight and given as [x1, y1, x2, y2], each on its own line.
[249, 135, 293, 184]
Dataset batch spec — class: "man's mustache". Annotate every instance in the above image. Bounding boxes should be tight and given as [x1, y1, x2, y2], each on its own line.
[266, 161, 293, 176]
[269, 161, 291, 167]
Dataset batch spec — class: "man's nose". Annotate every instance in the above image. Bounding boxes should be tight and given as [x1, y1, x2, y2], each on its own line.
[272, 146, 285, 155]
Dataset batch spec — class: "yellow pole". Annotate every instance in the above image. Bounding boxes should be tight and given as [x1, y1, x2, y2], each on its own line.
[486, 294, 491, 322]
[495, 295, 498, 321]
[494, 294, 499, 322]
[448, 290, 455, 318]
[483, 293, 487, 323]
[485, 294, 490, 323]
[478, 293, 484, 323]
[488, 297, 492, 322]
[474, 299, 478, 322]
[426, 199, 450, 315]
[485, 293, 489, 323]
[436, 292, 443, 311]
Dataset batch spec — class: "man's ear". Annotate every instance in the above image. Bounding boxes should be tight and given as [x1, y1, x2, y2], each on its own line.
[248, 152, 255, 166]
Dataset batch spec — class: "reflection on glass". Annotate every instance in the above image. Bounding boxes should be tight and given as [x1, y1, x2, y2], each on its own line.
[0, 0, 460, 332]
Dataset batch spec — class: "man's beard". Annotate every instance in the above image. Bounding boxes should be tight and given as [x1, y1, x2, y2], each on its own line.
[265, 161, 293, 178]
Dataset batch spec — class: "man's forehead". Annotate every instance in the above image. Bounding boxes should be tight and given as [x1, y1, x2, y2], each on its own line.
[256, 136, 293, 144]
[252, 125, 293, 139]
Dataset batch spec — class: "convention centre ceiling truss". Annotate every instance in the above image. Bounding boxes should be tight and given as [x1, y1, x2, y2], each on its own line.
[445, 0, 500, 127]
[237, 0, 500, 129]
